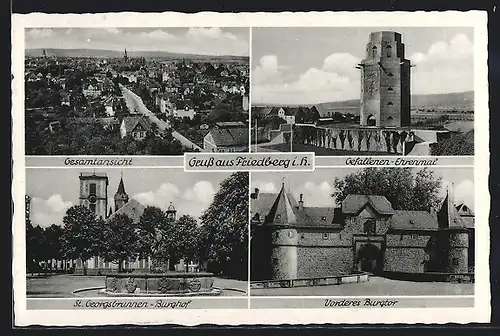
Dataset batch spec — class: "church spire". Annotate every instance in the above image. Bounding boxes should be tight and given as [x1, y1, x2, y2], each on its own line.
[114, 172, 129, 212]
[117, 173, 126, 194]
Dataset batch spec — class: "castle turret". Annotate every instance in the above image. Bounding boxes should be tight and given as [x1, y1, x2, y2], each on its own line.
[266, 183, 299, 280]
[114, 175, 129, 212]
[437, 189, 469, 273]
[359, 31, 411, 127]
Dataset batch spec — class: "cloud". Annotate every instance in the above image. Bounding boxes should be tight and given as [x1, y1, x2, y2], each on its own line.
[409, 33, 474, 94]
[252, 53, 360, 105]
[26, 28, 54, 39]
[186, 27, 237, 41]
[104, 27, 121, 35]
[410, 33, 473, 64]
[25, 28, 249, 56]
[299, 181, 335, 207]
[250, 180, 335, 207]
[30, 194, 73, 228]
[138, 29, 179, 41]
[440, 179, 475, 211]
[132, 181, 216, 218]
[251, 180, 278, 193]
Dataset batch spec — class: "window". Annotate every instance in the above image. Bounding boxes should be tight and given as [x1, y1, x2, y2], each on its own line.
[372, 46, 377, 58]
[323, 233, 329, 240]
[386, 45, 392, 57]
[363, 219, 376, 235]
[321, 216, 327, 220]
[452, 258, 459, 266]
[273, 257, 279, 265]
[89, 183, 96, 195]
[387, 102, 393, 106]
[89, 203, 96, 213]
[276, 214, 281, 219]
[387, 116, 394, 120]
[387, 87, 393, 91]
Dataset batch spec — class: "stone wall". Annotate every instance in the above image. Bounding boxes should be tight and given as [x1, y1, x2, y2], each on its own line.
[296, 246, 353, 278]
[385, 233, 433, 273]
[292, 125, 417, 154]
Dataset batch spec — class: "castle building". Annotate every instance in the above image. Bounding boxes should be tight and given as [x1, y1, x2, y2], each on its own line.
[250, 184, 474, 282]
[75, 172, 181, 274]
[359, 31, 411, 128]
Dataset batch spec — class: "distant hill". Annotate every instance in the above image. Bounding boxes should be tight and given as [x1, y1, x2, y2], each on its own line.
[316, 91, 473, 114]
[255, 91, 473, 116]
[25, 48, 249, 62]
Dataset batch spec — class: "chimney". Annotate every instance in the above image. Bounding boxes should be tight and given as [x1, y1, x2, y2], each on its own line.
[298, 193, 304, 210]
[251, 188, 259, 200]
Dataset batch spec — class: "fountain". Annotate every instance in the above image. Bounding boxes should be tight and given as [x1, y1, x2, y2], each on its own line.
[102, 271, 221, 296]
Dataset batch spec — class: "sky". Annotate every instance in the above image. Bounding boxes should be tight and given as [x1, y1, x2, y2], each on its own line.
[26, 168, 234, 228]
[25, 27, 250, 56]
[252, 27, 474, 105]
[251, 167, 474, 211]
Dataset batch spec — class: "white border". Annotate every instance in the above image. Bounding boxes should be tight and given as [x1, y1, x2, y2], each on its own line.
[12, 11, 490, 326]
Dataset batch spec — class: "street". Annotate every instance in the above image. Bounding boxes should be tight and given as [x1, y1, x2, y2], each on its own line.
[119, 84, 203, 151]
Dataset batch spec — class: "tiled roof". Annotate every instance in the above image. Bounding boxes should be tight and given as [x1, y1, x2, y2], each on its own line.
[438, 193, 467, 229]
[206, 128, 248, 147]
[215, 121, 246, 128]
[251, 193, 277, 217]
[264, 185, 298, 225]
[341, 195, 395, 215]
[388, 210, 440, 231]
[121, 116, 151, 134]
[456, 203, 474, 217]
[107, 199, 145, 224]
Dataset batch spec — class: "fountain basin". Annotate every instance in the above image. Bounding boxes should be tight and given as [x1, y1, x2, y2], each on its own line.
[104, 272, 217, 296]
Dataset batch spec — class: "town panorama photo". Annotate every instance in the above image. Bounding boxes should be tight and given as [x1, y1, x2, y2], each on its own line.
[25, 28, 250, 155]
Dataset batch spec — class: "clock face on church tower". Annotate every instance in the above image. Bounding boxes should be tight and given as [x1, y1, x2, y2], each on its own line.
[88, 194, 97, 204]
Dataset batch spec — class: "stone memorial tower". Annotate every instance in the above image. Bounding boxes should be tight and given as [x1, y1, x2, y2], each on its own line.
[359, 31, 411, 127]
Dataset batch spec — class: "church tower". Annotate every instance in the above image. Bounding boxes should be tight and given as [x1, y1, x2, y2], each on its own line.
[79, 172, 108, 220]
[114, 174, 129, 212]
[166, 202, 177, 222]
[358, 31, 411, 128]
[124, 47, 128, 63]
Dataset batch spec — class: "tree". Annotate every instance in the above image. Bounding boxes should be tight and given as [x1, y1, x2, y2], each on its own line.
[60, 205, 103, 275]
[136, 206, 167, 265]
[333, 167, 442, 211]
[100, 214, 138, 273]
[26, 221, 46, 273]
[430, 131, 474, 156]
[44, 224, 64, 269]
[199, 172, 248, 279]
[175, 215, 201, 272]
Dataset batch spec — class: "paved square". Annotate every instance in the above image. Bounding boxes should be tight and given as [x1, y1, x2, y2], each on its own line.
[250, 276, 474, 296]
